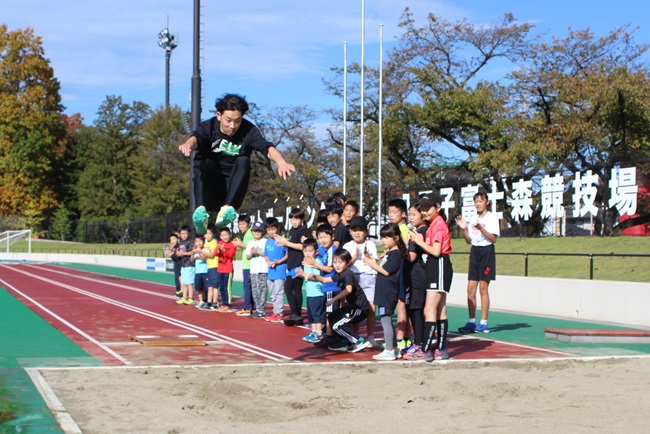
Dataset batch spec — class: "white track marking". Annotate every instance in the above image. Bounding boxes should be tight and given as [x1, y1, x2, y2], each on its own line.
[33, 264, 177, 299]
[0, 276, 130, 365]
[32, 263, 313, 331]
[449, 332, 572, 356]
[25, 368, 83, 434]
[2, 265, 291, 361]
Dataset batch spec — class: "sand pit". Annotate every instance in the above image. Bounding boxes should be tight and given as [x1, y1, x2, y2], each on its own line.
[40, 357, 649, 433]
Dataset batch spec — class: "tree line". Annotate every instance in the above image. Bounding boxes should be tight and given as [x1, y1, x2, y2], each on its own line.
[1, 9, 649, 241]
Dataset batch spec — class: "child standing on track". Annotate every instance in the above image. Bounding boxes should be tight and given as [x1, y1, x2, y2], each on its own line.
[192, 236, 209, 309]
[245, 221, 269, 319]
[343, 216, 379, 347]
[215, 227, 236, 313]
[363, 223, 408, 361]
[387, 198, 412, 353]
[176, 226, 196, 305]
[306, 224, 338, 347]
[275, 208, 308, 326]
[302, 249, 372, 353]
[168, 232, 183, 298]
[402, 202, 429, 358]
[233, 214, 255, 316]
[263, 217, 287, 323]
[203, 224, 220, 311]
[408, 194, 453, 361]
[456, 189, 500, 334]
[299, 238, 326, 343]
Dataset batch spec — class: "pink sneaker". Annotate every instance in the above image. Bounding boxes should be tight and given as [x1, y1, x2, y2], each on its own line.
[403, 348, 430, 361]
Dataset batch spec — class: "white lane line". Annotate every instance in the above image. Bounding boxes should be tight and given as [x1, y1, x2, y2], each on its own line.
[3, 266, 291, 361]
[449, 332, 573, 356]
[0, 275, 131, 365]
[25, 368, 83, 434]
[27, 263, 313, 332]
[32, 263, 176, 299]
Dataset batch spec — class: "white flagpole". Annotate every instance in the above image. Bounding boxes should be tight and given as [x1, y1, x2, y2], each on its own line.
[360, 0, 365, 215]
[378, 23, 383, 227]
[343, 41, 348, 196]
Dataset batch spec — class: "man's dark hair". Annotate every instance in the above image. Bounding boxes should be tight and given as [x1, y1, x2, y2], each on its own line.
[220, 227, 231, 235]
[206, 224, 217, 234]
[215, 93, 249, 115]
[179, 225, 191, 232]
[237, 214, 251, 224]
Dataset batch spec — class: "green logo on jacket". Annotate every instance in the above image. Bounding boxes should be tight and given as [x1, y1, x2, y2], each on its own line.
[211, 139, 241, 157]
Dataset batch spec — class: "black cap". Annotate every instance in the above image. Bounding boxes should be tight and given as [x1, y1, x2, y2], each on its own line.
[418, 192, 443, 210]
[349, 216, 368, 231]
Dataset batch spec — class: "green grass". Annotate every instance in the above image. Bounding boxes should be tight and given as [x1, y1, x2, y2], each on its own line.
[450, 236, 650, 282]
[6, 236, 650, 282]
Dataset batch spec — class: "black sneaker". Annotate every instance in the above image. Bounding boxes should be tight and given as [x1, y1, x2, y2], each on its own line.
[314, 335, 337, 348]
[283, 314, 302, 327]
[349, 338, 372, 353]
[328, 339, 351, 352]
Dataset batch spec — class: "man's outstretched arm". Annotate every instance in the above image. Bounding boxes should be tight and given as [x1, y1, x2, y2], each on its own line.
[267, 146, 296, 180]
[178, 136, 198, 157]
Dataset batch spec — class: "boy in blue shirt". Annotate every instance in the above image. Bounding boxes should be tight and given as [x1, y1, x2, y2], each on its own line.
[301, 238, 325, 343]
[303, 225, 338, 346]
[263, 217, 288, 323]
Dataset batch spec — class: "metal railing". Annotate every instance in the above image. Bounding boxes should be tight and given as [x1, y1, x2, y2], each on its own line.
[6, 246, 649, 281]
[452, 251, 650, 280]
[6, 247, 162, 257]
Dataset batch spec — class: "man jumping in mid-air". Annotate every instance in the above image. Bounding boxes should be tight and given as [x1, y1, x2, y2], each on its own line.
[178, 93, 295, 233]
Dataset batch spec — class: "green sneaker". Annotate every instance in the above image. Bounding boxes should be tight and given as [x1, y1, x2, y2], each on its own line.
[215, 205, 237, 227]
[192, 206, 209, 235]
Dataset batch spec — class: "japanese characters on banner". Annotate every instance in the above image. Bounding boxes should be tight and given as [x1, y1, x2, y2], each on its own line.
[238, 167, 638, 236]
[448, 167, 638, 223]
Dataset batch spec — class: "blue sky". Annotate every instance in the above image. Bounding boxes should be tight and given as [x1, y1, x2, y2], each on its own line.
[4, 1, 650, 126]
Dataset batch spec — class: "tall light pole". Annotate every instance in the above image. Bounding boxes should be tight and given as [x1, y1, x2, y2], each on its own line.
[157, 27, 177, 109]
[190, 0, 202, 211]
[378, 23, 383, 227]
[343, 41, 348, 196]
[360, 0, 365, 215]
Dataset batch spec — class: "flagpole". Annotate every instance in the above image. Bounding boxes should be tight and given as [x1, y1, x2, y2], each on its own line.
[359, 0, 365, 215]
[378, 23, 383, 227]
[343, 41, 348, 196]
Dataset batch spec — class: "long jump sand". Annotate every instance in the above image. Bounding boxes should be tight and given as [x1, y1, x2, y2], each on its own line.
[39, 356, 649, 433]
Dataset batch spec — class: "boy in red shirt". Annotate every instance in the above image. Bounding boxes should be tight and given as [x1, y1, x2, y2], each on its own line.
[215, 227, 237, 313]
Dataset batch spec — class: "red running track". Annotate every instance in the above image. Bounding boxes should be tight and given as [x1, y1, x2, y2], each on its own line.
[0, 263, 568, 366]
